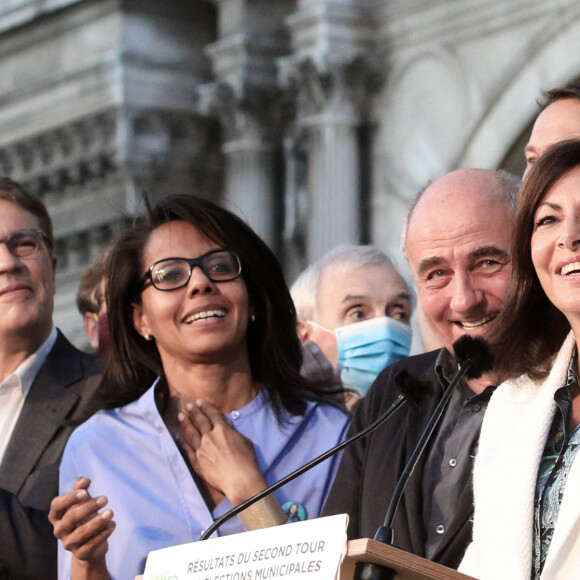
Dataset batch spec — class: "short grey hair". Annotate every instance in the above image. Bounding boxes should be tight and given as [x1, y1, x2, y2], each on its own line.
[400, 169, 521, 259]
[290, 245, 410, 321]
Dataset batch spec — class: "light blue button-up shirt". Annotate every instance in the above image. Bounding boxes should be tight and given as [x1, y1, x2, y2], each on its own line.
[58, 382, 350, 580]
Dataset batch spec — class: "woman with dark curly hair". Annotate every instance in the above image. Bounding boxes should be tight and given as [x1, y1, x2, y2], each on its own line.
[460, 139, 580, 579]
[49, 195, 350, 580]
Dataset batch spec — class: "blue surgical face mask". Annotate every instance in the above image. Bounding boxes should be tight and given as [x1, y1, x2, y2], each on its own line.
[335, 316, 412, 396]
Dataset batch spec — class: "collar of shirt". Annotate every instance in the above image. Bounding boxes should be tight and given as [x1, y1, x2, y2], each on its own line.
[562, 345, 578, 397]
[0, 326, 58, 398]
[532, 347, 580, 579]
[552, 346, 579, 439]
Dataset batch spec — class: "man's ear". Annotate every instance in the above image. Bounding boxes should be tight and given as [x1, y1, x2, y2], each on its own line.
[83, 312, 100, 350]
[296, 320, 310, 343]
[49, 254, 57, 296]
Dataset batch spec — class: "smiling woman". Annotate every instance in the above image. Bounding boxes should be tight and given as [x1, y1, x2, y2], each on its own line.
[460, 139, 580, 580]
[49, 195, 350, 580]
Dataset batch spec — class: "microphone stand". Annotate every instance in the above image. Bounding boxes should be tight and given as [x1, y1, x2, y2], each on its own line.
[353, 357, 475, 580]
[200, 390, 415, 541]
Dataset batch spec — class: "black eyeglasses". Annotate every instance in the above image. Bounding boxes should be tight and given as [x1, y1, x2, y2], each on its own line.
[0, 229, 50, 258]
[140, 250, 242, 291]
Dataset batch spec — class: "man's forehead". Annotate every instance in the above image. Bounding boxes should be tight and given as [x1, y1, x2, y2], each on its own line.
[321, 262, 400, 284]
[319, 263, 407, 302]
[415, 244, 509, 274]
[0, 199, 41, 230]
[406, 200, 512, 273]
[526, 99, 580, 154]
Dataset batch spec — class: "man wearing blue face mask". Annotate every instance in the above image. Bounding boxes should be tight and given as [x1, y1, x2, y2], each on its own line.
[291, 245, 413, 399]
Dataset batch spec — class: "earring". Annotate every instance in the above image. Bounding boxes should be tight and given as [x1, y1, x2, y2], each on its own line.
[144, 333, 152, 341]
[250, 314, 256, 323]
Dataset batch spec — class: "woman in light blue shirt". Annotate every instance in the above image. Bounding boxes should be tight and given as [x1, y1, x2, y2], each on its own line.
[49, 195, 350, 580]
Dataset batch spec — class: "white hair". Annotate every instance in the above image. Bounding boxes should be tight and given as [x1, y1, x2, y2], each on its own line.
[290, 245, 410, 321]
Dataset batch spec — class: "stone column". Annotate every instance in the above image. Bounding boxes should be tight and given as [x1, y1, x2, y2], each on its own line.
[281, 55, 377, 264]
[279, 0, 380, 265]
[198, 82, 280, 248]
[306, 104, 361, 263]
[200, 0, 298, 251]
[223, 137, 276, 245]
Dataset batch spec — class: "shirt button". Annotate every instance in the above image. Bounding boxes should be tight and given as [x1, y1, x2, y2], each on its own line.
[449, 458, 457, 467]
[231, 411, 240, 420]
[436, 525, 445, 535]
[472, 405, 482, 413]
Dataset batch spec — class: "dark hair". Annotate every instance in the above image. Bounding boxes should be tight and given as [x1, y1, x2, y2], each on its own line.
[539, 82, 580, 112]
[76, 252, 108, 315]
[491, 139, 580, 380]
[97, 194, 343, 417]
[0, 177, 54, 250]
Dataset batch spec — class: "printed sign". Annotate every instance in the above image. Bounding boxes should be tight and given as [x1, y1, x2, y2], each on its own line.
[143, 514, 348, 580]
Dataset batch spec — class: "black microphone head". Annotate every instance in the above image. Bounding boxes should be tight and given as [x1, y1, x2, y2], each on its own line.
[394, 369, 432, 406]
[452, 335, 495, 380]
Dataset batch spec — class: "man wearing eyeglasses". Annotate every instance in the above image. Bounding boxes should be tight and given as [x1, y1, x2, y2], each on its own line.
[0, 177, 103, 579]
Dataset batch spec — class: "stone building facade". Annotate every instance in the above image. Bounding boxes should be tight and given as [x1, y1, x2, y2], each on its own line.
[1, 0, 579, 347]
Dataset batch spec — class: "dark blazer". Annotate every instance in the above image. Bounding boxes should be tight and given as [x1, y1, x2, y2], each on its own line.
[0, 330, 103, 579]
[0, 489, 55, 580]
[322, 350, 475, 570]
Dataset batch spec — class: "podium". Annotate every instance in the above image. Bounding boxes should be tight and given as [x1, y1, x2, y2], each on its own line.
[341, 539, 476, 580]
[140, 517, 477, 580]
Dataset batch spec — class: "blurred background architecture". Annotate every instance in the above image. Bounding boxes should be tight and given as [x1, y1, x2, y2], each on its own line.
[0, 0, 579, 348]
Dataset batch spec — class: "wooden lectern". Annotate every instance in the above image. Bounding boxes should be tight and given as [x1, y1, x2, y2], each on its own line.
[341, 539, 477, 580]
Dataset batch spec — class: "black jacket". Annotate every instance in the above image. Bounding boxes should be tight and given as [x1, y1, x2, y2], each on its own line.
[0, 331, 104, 580]
[322, 350, 475, 570]
[0, 489, 55, 580]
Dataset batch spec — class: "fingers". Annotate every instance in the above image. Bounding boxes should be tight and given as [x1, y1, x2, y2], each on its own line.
[194, 400, 229, 427]
[49, 487, 91, 525]
[50, 476, 93, 524]
[72, 476, 91, 492]
[49, 479, 117, 565]
[60, 508, 115, 556]
[62, 510, 115, 561]
[186, 401, 214, 434]
[180, 399, 230, 444]
[177, 411, 201, 453]
[51, 490, 116, 562]
[51, 493, 109, 538]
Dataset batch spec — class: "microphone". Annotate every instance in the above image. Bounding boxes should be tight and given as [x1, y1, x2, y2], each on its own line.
[354, 336, 494, 580]
[452, 335, 495, 381]
[199, 374, 428, 541]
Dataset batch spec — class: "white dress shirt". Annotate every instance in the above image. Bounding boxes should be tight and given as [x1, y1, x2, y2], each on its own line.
[0, 326, 57, 462]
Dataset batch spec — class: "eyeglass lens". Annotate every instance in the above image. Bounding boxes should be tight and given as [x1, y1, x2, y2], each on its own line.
[0, 230, 44, 257]
[150, 251, 240, 290]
